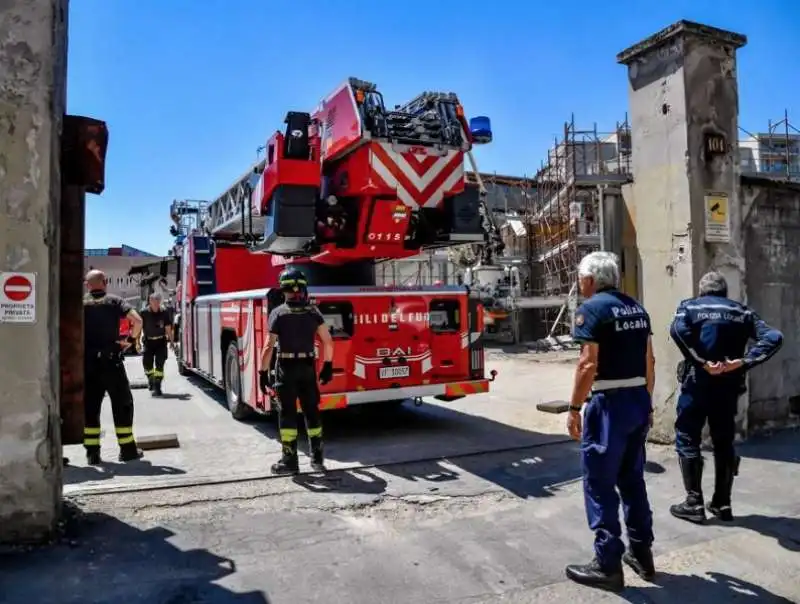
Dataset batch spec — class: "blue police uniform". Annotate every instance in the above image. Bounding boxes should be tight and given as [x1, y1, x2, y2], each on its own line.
[573, 288, 654, 572]
[669, 294, 782, 521]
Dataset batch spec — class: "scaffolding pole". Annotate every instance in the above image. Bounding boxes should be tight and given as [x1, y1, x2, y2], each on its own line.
[528, 113, 632, 337]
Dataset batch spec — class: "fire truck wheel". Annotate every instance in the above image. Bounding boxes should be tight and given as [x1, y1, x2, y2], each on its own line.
[224, 342, 254, 421]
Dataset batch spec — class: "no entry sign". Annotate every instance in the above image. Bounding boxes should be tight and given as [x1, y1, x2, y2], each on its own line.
[0, 272, 36, 323]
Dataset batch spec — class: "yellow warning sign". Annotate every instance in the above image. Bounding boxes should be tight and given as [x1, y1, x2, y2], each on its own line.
[704, 192, 731, 243]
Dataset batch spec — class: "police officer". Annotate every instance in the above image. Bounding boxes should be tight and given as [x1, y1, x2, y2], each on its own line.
[259, 268, 334, 475]
[564, 252, 655, 592]
[83, 270, 144, 464]
[140, 292, 173, 396]
[669, 271, 783, 523]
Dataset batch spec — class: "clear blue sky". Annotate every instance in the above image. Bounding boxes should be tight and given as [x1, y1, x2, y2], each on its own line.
[69, 0, 799, 256]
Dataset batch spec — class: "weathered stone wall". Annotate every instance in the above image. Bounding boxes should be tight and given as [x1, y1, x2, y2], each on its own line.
[741, 177, 800, 430]
[0, 0, 68, 542]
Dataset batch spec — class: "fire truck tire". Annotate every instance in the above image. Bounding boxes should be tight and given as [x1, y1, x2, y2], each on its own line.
[224, 342, 254, 421]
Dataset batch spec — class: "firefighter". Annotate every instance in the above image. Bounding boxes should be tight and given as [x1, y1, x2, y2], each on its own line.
[564, 252, 655, 592]
[258, 268, 334, 475]
[669, 271, 783, 523]
[83, 270, 144, 464]
[140, 292, 173, 396]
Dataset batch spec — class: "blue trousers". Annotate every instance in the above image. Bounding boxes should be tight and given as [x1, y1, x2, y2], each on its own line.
[582, 386, 654, 570]
[675, 383, 738, 461]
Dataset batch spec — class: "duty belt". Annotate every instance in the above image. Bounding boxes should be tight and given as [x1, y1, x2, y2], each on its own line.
[278, 352, 315, 359]
[592, 376, 647, 392]
[87, 350, 121, 360]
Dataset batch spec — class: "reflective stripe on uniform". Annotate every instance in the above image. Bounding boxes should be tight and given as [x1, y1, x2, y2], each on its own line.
[307, 426, 322, 438]
[280, 428, 298, 442]
[116, 426, 135, 445]
[593, 376, 647, 391]
[83, 426, 101, 446]
[152, 369, 164, 378]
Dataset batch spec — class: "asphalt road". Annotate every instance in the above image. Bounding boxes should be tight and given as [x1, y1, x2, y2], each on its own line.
[2, 351, 798, 603]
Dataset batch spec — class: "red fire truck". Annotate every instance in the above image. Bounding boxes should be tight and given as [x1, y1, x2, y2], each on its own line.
[170, 77, 498, 419]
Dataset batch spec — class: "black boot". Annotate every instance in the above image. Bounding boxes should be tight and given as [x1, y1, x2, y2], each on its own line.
[147, 376, 155, 391]
[670, 456, 706, 523]
[309, 436, 326, 473]
[86, 449, 102, 465]
[153, 379, 163, 397]
[622, 545, 656, 581]
[565, 558, 624, 592]
[119, 445, 144, 462]
[708, 454, 739, 521]
[271, 441, 299, 475]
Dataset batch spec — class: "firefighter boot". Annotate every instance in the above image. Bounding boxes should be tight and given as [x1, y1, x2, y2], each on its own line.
[86, 449, 102, 466]
[708, 454, 739, 521]
[147, 375, 155, 391]
[271, 440, 299, 475]
[119, 441, 144, 462]
[153, 378, 163, 397]
[309, 436, 326, 473]
[670, 456, 706, 523]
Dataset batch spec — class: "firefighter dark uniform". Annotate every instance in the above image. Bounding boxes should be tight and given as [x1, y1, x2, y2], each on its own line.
[260, 269, 333, 475]
[83, 291, 143, 464]
[669, 293, 783, 522]
[141, 306, 171, 395]
[566, 288, 654, 590]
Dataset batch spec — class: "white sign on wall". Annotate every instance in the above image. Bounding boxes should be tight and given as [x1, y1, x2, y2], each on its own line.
[0, 272, 36, 323]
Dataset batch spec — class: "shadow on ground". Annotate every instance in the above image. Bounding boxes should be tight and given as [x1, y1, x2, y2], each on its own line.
[621, 571, 795, 603]
[714, 514, 800, 553]
[736, 427, 799, 464]
[191, 373, 581, 497]
[0, 504, 269, 604]
[63, 459, 186, 486]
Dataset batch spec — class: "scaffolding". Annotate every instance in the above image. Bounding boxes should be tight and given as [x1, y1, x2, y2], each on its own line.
[739, 110, 800, 182]
[529, 114, 633, 337]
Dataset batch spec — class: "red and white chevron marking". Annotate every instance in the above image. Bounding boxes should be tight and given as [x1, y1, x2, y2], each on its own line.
[371, 143, 464, 209]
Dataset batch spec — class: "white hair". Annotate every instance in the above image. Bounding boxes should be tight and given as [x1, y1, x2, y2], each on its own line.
[698, 271, 728, 296]
[149, 292, 162, 301]
[578, 251, 620, 290]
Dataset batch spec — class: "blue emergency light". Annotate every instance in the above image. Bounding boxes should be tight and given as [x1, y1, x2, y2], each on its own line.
[469, 116, 492, 144]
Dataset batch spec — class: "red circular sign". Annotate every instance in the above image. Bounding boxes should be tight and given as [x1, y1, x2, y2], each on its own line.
[4, 275, 32, 302]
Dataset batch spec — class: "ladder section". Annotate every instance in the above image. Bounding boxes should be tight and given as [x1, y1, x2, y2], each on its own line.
[206, 159, 267, 238]
[192, 236, 217, 296]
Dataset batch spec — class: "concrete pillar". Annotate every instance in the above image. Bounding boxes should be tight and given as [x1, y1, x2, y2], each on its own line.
[617, 21, 748, 442]
[0, 0, 68, 542]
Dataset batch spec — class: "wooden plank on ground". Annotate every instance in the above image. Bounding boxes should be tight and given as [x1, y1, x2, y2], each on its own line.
[536, 400, 570, 414]
[137, 433, 180, 450]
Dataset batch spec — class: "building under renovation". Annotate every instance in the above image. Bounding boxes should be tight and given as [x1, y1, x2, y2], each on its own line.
[527, 115, 633, 337]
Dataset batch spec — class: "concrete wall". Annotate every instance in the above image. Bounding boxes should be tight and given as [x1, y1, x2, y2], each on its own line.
[0, 0, 68, 542]
[618, 22, 748, 441]
[618, 33, 697, 442]
[742, 177, 800, 429]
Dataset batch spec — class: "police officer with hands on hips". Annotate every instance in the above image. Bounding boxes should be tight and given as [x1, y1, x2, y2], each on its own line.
[83, 269, 144, 464]
[259, 268, 334, 475]
[565, 251, 656, 592]
[669, 271, 783, 524]
[140, 292, 173, 396]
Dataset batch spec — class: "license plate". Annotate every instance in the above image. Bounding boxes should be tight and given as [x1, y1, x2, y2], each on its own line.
[379, 365, 410, 379]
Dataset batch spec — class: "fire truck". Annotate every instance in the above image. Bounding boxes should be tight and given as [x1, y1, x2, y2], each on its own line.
[170, 77, 498, 420]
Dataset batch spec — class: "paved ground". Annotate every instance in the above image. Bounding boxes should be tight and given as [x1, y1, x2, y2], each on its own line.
[60, 351, 577, 495]
[2, 351, 799, 603]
